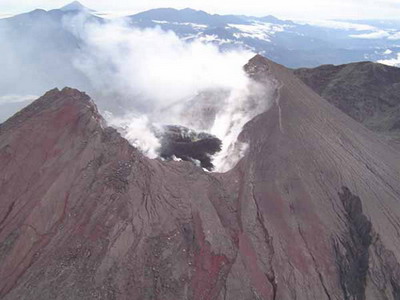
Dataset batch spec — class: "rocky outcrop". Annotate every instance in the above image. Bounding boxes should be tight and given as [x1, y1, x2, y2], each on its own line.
[334, 187, 372, 300]
[0, 56, 400, 299]
[334, 187, 400, 300]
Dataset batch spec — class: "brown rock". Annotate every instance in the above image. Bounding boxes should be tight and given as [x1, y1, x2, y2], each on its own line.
[0, 56, 400, 300]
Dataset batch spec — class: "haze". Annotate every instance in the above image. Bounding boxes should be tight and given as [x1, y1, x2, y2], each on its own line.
[1, 0, 400, 20]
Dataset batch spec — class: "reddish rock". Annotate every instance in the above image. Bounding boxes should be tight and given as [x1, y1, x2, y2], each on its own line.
[0, 56, 400, 300]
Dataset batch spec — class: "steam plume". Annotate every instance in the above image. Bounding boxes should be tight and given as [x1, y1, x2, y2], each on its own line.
[66, 15, 275, 171]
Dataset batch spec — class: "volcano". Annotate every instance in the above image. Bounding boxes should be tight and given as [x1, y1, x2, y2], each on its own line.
[60, 1, 94, 12]
[0, 56, 399, 299]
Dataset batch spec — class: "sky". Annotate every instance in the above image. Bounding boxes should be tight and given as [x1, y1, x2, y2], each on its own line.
[0, 0, 399, 20]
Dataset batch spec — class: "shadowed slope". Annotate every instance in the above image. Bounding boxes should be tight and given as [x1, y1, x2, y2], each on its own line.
[295, 62, 400, 143]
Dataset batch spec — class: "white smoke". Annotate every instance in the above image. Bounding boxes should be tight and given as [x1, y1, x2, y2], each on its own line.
[210, 81, 272, 171]
[103, 111, 161, 159]
[65, 15, 274, 172]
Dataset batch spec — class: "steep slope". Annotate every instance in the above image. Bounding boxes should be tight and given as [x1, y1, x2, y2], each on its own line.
[294, 62, 400, 142]
[227, 55, 400, 299]
[1, 56, 400, 300]
[0, 88, 241, 299]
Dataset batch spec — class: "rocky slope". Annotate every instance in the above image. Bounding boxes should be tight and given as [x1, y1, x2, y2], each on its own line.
[295, 62, 400, 142]
[0, 56, 400, 299]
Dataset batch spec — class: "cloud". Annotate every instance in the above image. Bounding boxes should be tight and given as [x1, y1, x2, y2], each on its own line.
[350, 30, 390, 39]
[0, 95, 38, 122]
[71, 18, 252, 106]
[0, 94, 37, 105]
[297, 20, 398, 41]
[65, 16, 275, 171]
[378, 53, 400, 67]
[296, 20, 376, 31]
[388, 32, 400, 40]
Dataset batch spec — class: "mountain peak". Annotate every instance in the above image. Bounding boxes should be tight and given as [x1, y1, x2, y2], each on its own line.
[180, 7, 208, 14]
[1, 57, 400, 299]
[60, 1, 93, 12]
[0, 87, 97, 134]
[244, 54, 274, 78]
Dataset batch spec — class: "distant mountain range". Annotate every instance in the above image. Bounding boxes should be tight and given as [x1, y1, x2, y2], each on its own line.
[2, 1, 400, 69]
[125, 8, 400, 68]
[1, 1, 400, 125]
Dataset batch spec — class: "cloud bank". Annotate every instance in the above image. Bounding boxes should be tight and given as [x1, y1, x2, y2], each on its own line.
[378, 53, 400, 67]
